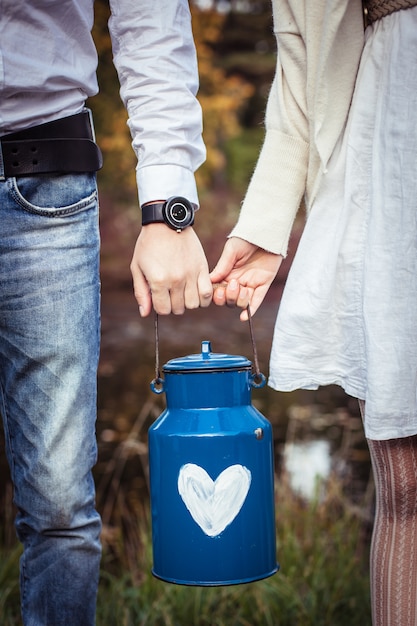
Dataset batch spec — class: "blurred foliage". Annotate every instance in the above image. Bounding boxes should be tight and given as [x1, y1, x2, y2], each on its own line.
[90, 0, 275, 201]
[94, 477, 371, 626]
[191, 7, 255, 190]
[210, 0, 276, 127]
[0, 5, 375, 622]
[0, 475, 371, 626]
[89, 0, 136, 199]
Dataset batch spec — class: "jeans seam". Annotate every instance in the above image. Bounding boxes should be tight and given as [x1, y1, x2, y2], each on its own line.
[10, 179, 98, 217]
[0, 141, 5, 180]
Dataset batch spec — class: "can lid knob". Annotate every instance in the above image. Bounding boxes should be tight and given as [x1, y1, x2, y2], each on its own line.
[201, 340, 212, 359]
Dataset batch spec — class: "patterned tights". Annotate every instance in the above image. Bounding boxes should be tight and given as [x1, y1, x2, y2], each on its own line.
[367, 435, 417, 626]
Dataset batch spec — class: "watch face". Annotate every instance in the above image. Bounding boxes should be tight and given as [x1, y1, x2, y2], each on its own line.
[163, 197, 195, 230]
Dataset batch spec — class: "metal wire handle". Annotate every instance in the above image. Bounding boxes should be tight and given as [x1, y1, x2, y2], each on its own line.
[151, 305, 263, 388]
[152, 313, 164, 389]
[246, 305, 263, 384]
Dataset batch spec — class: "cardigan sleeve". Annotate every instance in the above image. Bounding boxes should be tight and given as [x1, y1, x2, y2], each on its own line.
[229, 0, 310, 256]
[230, 0, 364, 257]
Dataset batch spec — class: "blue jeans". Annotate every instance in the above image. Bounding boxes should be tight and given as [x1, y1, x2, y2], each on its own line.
[0, 173, 102, 625]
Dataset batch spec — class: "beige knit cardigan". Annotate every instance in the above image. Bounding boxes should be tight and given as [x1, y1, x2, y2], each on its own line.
[230, 0, 365, 256]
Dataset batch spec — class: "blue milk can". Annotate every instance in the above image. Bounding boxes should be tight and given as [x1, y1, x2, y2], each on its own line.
[148, 340, 278, 586]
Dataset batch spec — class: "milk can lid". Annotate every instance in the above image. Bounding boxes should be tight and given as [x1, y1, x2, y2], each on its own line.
[162, 340, 252, 372]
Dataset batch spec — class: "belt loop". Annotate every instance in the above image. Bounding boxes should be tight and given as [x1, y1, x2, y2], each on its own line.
[86, 108, 96, 142]
[0, 140, 5, 181]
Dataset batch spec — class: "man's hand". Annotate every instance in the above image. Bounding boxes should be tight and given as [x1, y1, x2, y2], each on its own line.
[210, 237, 282, 321]
[130, 224, 213, 316]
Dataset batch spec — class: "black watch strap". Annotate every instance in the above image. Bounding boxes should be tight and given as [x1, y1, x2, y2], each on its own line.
[141, 202, 165, 226]
[141, 196, 196, 231]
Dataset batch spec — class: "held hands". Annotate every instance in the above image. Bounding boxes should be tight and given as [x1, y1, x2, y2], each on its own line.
[209, 237, 283, 321]
[130, 227, 281, 320]
[130, 224, 213, 316]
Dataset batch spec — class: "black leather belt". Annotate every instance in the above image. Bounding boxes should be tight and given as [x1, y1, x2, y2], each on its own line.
[0, 111, 103, 177]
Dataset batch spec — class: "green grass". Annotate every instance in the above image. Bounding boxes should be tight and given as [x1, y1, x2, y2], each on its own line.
[96, 479, 371, 625]
[0, 544, 21, 626]
[0, 477, 371, 626]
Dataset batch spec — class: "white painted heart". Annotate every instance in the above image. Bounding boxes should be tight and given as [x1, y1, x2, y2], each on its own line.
[177, 463, 251, 537]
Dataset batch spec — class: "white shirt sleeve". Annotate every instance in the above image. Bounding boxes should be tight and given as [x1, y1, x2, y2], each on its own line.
[108, 0, 206, 206]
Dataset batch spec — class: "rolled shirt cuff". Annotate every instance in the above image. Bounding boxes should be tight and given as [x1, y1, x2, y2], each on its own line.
[136, 164, 200, 208]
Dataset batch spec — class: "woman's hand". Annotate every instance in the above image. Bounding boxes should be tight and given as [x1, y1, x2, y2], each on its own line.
[210, 237, 283, 321]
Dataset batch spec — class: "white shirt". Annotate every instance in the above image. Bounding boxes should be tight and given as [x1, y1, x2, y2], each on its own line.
[0, 0, 205, 205]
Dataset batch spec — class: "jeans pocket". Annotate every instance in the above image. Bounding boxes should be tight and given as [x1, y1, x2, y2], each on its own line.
[9, 173, 98, 217]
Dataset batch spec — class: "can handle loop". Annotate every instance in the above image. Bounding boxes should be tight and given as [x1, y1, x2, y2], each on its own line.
[150, 305, 265, 393]
[250, 372, 266, 389]
[150, 377, 165, 394]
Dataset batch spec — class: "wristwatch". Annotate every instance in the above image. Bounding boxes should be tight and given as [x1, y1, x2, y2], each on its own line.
[141, 196, 196, 232]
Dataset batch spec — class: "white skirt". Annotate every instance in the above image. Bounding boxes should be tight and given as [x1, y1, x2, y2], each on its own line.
[269, 9, 417, 440]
